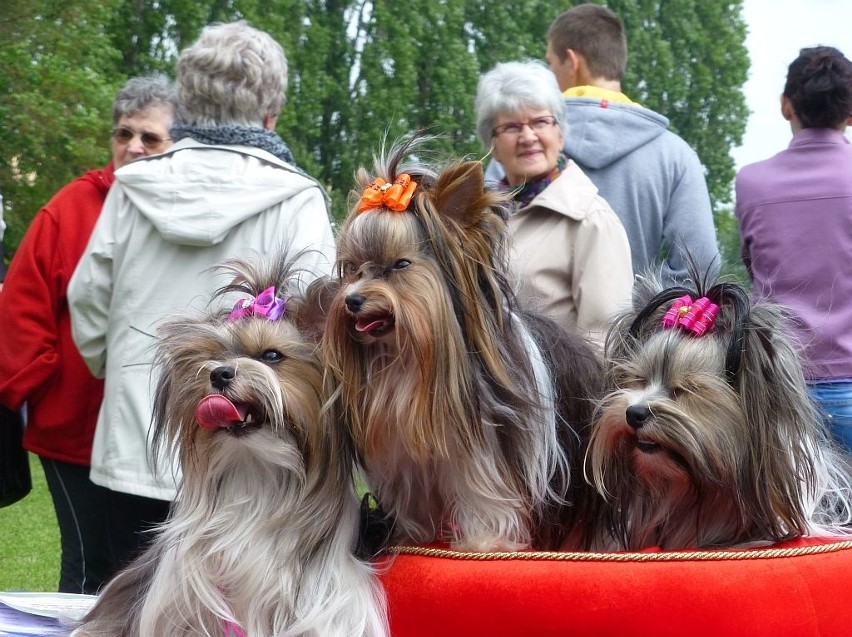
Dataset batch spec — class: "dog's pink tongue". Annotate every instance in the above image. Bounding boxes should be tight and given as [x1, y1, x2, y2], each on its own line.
[195, 395, 247, 430]
[355, 318, 387, 333]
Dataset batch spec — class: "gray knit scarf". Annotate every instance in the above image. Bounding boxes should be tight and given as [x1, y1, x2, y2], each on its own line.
[170, 124, 301, 171]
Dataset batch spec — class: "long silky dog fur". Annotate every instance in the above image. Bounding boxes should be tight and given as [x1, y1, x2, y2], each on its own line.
[72, 252, 387, 637]
[586, 271, 852, 550]
[318, 137, 604, 552]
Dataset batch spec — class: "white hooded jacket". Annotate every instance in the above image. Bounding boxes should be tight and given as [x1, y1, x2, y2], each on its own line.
[68, 139, 335, 500]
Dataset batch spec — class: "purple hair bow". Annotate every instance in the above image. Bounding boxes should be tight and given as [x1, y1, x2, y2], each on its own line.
[661, 294, 719, 337]
[228, 286, 286, 322]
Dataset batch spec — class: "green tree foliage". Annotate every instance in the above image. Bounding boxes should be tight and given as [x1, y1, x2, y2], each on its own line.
[1, 0, 749, 279]
[615, 0, 749, 208]
[259, 0, 554, 213]
[0, 0, 123, 253]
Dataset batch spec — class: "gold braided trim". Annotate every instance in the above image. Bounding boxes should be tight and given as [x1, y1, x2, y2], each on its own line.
[389, 540, 852, 562]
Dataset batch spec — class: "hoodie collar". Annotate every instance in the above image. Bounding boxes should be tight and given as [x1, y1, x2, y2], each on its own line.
[564, 86, 640, 107]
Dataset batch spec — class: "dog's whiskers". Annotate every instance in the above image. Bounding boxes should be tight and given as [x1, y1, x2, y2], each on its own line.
[194, 361, 221, 380]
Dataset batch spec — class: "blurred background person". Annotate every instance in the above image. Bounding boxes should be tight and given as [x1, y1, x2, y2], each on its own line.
[68, 21, 335, 572]
[487, 4, 719, 285]
[545, 3, 719, 283]
[1, 191, 6, 289]
[736, 46, 852, 454]
[475, 60, 632, 348]
[0, 74, 177, 593]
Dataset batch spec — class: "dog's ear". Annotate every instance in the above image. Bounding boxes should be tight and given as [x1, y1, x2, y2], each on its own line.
[736, 301, 816, 536]
[291, 276, 340, 343]
[736, 302, 812, 428]
[631, 271, 665, 312]
[432, 161, 489, 228]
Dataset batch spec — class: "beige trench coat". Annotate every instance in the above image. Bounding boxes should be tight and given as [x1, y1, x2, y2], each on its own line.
[508, 161, 633, 348]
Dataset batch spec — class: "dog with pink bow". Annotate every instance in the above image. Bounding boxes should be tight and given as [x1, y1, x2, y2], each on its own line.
[586, 273, 852, 550]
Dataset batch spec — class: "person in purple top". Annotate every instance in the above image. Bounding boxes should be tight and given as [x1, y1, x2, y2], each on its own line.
[736, 45, 852, 453]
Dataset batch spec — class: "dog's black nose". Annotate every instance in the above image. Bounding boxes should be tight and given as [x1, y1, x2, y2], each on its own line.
[625, 404, 652, 429]
[210, 366, 236, 390]
[346, 293, 366, 313]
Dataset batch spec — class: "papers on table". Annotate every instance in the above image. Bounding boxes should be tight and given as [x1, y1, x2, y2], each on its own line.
[0, 592, 96, 636]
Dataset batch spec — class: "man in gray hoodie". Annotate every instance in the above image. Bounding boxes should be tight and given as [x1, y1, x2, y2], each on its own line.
[488, 4, 719, 284]
[548, 3, 720, 283]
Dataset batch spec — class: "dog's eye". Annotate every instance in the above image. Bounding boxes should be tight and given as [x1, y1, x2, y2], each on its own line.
[672, 380, 701, 398]
[612, 365, 642, 388]
[260, 349, 284, 363]
[392, 259, 411, 270]
[340, 262, 358, 277]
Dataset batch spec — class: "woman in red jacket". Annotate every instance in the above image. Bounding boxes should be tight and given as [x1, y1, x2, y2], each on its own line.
[0, 74, 177, 593]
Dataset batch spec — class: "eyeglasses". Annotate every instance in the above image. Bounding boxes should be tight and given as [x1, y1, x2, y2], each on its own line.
[492, 116, 558, 138]
[112, 126, 171, 149]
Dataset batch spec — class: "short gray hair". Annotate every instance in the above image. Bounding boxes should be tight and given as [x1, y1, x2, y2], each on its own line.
[112, 73, 178, 125]
[474, 60, 567, 147]
[177, 20, 288, 127]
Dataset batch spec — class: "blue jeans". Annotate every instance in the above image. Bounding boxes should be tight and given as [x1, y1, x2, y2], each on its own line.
[808, 381, 852, 454]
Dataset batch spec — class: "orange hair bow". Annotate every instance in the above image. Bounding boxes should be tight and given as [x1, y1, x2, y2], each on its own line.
[357, 174, 417, 213]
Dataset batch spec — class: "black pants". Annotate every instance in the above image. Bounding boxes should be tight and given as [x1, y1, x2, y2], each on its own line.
[40, 458, 171, 594]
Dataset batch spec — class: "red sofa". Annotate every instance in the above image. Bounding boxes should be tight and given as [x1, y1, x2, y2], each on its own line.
[380, 537, 852, 637]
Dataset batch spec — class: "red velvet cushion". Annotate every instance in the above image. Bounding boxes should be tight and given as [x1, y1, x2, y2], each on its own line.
[379, 537, 852, 637]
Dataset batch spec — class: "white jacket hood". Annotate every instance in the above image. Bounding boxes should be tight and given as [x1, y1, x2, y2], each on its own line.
[115, 139, 327, 246]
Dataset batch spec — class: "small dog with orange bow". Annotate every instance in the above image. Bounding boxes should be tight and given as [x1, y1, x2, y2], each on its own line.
[72, 253, 388, 637]
[318, 137, 604, 552]
[586, 273, 852, 550]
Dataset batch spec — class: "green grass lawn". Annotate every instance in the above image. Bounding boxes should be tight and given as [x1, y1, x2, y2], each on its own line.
[0, 454, 61, 591]
[0, 457, 368, 594]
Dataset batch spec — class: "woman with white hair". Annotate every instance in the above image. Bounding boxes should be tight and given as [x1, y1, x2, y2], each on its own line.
[475, 60, 632, 347]
[170, 20, 299, 161]
[68, 21, 335, 571]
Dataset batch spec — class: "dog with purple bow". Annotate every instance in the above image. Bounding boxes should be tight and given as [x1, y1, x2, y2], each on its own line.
[72, 253, 388, 637]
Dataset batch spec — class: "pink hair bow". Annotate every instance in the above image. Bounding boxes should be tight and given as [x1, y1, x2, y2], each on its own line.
[228, 286, 286, 322]
[661, 295, 719, 337]
[222, 619, 246, 637]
